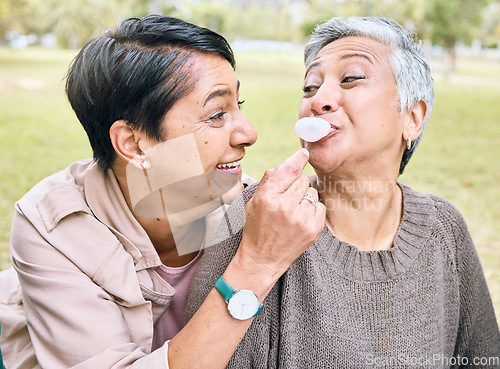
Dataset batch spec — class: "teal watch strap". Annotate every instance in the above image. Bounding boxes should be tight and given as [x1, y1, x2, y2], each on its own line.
[215, 276, 236, 302]
[256, 302, 264, 315]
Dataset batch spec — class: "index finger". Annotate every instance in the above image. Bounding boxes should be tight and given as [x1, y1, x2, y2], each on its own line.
[259, 148, 310, 194]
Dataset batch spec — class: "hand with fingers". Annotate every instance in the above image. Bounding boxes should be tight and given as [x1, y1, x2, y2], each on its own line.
[236, 148, 326, 278]
[184, 148, 326, 368]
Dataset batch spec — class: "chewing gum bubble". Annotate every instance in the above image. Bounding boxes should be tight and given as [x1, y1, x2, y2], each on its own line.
[295, 117, 331, 142]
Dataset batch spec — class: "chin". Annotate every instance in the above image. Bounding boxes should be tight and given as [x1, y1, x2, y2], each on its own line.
[307, 151, 332, 171]
[220, 179, 244, 204]
[309, 141, 345, 170]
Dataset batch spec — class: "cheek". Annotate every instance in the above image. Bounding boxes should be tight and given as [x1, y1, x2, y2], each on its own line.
[195, 133, 229, 168]
[298, 99, 310, 118]
[354, 105, 402, 147]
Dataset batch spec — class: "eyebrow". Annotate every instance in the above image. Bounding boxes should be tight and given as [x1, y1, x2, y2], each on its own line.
[305, 53, 374, 78]
[339, 53, 374, 64]
[304, 61, 321, 78]
[203, 80, 240, 107]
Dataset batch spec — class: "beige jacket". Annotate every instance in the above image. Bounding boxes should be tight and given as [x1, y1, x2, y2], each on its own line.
[1, 160, 242, 368]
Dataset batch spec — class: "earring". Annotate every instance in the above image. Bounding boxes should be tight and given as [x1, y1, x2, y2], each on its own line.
[406, 137, 411, 150]
[141, 159, 151, 170]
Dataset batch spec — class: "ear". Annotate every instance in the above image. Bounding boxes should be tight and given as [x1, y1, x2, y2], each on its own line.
[403, 100, 427, 142]
[109, 120, 146, 169]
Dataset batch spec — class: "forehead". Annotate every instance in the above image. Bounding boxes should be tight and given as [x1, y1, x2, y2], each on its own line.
[170, 52, 238, 110]
[165, 52, 239, 116]
[310, 36, 393, 68]
[191, 53, 237, 85]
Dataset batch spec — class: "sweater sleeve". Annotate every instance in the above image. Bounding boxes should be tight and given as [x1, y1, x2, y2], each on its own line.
[439, 200, 500, 366]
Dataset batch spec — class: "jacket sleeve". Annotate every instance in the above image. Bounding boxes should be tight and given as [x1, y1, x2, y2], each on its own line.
[450, 205, 500, 366]
[10, 207, 170, 369]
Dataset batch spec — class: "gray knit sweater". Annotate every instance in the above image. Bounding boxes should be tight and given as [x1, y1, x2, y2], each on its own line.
[187, 183, 500, 368]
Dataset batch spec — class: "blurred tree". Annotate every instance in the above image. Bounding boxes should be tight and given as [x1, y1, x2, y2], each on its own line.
[0, 0, 137, 48]
[139, 0, 178, 16]
[149, 0, 162, 13]
[477, 1, 500, 48]
[33, 0, 134, 48]
[1, 0, 497, 50]
[0, 0, 32, 41]
[185, 1, 299, 42]
[188, 1, 228, 34]
[373, 0, 427, 37]
[0, 0, 10, 40]
[130, 0, 155, 16]
[299, 0, 337, 39]
[425, 0, 490, 70]
[300, 0, 426, 40]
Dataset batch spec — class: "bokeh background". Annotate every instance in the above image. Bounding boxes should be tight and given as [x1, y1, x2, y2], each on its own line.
[1, 0, 499, 325]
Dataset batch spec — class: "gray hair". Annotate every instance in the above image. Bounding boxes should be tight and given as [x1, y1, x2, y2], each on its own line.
[305, 17, 434, 174]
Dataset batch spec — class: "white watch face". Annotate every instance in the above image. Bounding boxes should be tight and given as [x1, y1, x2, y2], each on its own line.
[227, 289, 260, 320]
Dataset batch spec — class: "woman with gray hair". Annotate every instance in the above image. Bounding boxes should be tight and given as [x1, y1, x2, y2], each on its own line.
[188, 16, 500, 368]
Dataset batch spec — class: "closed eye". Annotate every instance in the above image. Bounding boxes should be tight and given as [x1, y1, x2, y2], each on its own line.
[302, 85, 318, 97]
[341, 75, 365, 84]
[210, 112, 227, 121]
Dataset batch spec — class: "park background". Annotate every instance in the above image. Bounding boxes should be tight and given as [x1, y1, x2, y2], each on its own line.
[1, 0, 500, 326]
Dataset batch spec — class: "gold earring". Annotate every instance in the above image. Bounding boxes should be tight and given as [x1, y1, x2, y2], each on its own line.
[407, 137, 412, 150]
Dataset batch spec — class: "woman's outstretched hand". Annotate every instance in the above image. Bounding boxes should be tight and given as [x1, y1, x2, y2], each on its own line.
[170, 149, 326, 369]
[236, 148, 326, 281]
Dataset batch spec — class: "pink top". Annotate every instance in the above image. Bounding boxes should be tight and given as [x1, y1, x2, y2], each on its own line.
[151, 251, 203, 350]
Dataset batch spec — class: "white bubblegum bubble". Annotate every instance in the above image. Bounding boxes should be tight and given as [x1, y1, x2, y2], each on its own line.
[295, 117, 331, 142]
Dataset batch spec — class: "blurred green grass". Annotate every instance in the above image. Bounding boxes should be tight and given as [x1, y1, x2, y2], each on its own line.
[0, 47, 499, 326]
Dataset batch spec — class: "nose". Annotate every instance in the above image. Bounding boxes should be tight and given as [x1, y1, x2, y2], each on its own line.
[231, 112, 257, 147]
[309, 85, 340, 116]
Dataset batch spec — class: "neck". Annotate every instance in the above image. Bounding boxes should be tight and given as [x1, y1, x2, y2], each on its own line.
[112, 161, 199, 267]
[316, 174, 403, 251]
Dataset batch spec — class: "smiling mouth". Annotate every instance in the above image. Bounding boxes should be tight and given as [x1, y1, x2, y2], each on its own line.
[216, 159, 242, 170]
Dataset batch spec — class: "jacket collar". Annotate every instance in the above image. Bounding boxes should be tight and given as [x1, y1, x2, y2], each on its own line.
[83, 161, 162, 269]
[82, 161, 255, 269]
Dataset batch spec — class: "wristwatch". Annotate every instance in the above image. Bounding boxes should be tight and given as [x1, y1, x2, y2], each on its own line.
[215, 276, 263, 320]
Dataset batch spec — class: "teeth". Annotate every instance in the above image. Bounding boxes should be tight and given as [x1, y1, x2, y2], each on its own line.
[216, 160, 241, 169]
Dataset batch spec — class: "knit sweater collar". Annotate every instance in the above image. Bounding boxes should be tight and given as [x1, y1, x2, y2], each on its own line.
[312, 182, 435, 282]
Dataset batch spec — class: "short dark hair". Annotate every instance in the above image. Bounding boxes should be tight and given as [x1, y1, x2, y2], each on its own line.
[66, 15, 235, 170]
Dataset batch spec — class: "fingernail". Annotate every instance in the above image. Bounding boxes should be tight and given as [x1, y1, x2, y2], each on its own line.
[300, 148, 310, 159]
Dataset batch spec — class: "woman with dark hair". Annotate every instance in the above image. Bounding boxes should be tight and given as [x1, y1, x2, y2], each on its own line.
[0, 15, 325, 368]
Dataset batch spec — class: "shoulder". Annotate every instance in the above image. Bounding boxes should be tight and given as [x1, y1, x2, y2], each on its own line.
[429, 194, 468, 230]
[427, 191, 473, 262]
[16, 160, 94, 212]
[399, 183, 474, 268]
[11, 160, 124, 275]
[400, 182, 468, 232]
[14, 159, 100, 231]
